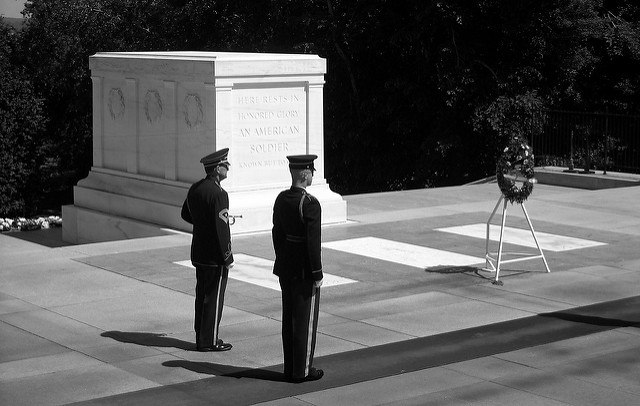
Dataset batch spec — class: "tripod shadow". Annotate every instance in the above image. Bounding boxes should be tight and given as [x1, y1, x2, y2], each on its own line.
[425, 265, 529, 281]
[424, 265, 481, 274]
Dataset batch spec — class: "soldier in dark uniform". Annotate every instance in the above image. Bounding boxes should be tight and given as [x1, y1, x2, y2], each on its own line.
[272, 155, 324, 382]
[181, 148, 234, 352]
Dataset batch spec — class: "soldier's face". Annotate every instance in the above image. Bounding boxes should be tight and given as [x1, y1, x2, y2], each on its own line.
[217, 164, 229, 180]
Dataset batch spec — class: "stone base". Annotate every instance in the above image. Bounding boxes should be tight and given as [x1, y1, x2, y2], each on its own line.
[62, 205, 176, 244]
[62, 168, 347, 244]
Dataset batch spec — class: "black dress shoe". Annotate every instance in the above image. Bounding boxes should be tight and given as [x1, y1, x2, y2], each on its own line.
[291, 367, 324, 383]
[197, 340, 232, 352]
[197, 343, 232, 352]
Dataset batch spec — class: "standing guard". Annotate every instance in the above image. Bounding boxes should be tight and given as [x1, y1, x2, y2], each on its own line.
[272, 154, 324, 382]
[181, 148, 234, 352]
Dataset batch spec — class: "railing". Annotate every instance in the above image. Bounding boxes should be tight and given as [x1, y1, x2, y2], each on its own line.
[529, 109, 640, 174]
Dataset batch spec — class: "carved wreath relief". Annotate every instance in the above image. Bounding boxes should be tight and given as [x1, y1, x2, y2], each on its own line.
[107, 88, 125, 120]
[144, 89, 163, 123]
[183, 93, 203, 129]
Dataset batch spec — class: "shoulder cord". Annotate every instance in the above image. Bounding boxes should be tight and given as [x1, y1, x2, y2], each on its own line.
[298, 191, 308, 224]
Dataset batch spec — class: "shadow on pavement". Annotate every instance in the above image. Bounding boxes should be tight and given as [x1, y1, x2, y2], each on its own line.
[161, 360, 244, 375]
[103, 331, 290, 382]
[101, 331, 195, 350]
[424, 265, 482, 274]
[162, 360, 288, 382]
[424, 265, 527, 280]
[541, 312, 640, 328]
[2, 228, 74, 248]
[222, 367, 289, 382]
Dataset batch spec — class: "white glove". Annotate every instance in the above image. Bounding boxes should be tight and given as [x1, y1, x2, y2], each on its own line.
[314, 279, 323, 288]
[228, 262, 235, 269]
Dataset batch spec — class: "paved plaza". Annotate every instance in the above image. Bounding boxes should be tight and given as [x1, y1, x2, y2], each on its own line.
[1, 182, 640, 405]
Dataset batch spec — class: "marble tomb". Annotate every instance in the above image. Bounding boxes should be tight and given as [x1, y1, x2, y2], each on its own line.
[62, 51, 346, 243]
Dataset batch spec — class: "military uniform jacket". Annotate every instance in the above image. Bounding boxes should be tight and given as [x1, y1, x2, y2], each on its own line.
[181, 176, 233, 268]
[272, 187, 323, 281]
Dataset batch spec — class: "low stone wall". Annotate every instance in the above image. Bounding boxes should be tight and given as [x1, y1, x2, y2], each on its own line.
[535, 166, 640, 190]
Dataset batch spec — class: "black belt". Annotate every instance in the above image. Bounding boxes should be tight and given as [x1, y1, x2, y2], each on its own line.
[286, 234, 306, 243]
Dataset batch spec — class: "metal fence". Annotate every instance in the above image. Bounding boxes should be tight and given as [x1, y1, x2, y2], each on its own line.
[529, 109, 640, 174]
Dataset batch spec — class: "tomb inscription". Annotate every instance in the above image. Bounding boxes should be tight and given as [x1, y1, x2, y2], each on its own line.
[232, 87, 307, 186]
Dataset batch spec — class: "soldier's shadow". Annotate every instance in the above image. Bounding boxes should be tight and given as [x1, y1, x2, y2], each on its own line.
[101, 331, 195, 350]
[101, 331, 289, 382]
[163, 360, 289, 382]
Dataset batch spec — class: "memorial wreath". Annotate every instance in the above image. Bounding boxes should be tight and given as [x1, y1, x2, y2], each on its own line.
[496, 135, 535, 204]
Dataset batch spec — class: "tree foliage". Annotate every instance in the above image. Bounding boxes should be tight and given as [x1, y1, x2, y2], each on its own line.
[2, 0, 640, 215]
[0, 21, 47, 216]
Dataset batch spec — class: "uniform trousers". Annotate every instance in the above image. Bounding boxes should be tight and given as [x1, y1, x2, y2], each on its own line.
[195, 265, 229, 348]
[279, 278, 320, 379]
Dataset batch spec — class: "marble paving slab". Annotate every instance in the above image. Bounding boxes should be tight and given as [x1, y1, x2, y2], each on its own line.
[0, 351, 103, 380]
[0, 321, 68, 363]
[326, 291, 471, 321]
[495, 330, 640, 369]
[295, 367, 482, 406]
[322, 237, 485, 269]
[493, 368, 640, 406]
[436, 223, 607, 252]
[361, 300, 532, 337]
[422, 380, 576, 406]
[0, 364, 159, 406]
[174, 254, 357, 291]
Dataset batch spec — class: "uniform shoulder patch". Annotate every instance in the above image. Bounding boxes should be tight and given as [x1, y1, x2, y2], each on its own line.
[219, 208, 229, 223]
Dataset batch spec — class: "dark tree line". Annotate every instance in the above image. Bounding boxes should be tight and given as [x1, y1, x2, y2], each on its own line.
[1, 0, 639, 216]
